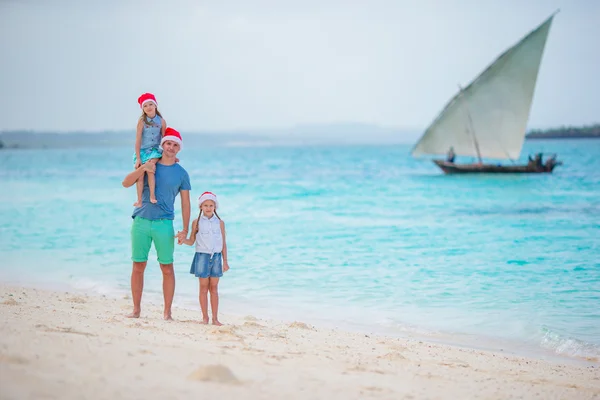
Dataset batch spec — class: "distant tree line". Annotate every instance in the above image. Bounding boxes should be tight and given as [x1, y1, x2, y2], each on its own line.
[526, 124, 600, 139]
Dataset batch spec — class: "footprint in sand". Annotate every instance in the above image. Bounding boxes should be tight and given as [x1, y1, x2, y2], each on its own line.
[0, 354, 28, 365]
[363, 386, 387, 393]
[67, 296, 86, 304]
[267, 354, 288, 361]
[346, 365, 367, 373]
[439, 360, 470, 368]
[36, 324, 97, 337]
[128, 322, 157, 331]
[187, 364, 241, 384]
[1, 298, 18, 306]
[242, 347, 265, 354]
[209, 325, 237, 335]
[377, 352, 407, 361]
[209, 326, 244, 341]
[243, 321, 265, 328]
[289, 321, 313, 330]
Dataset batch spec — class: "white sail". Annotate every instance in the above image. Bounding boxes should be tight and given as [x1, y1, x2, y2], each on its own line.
[411, 14, 556, 160]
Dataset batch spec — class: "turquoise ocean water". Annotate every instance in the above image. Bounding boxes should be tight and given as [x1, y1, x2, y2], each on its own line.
[0, 139, 599, 362]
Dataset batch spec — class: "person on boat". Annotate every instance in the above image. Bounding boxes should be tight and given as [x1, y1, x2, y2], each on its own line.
[446, 147, 456, 163]
[534, 153, 544, 170]
[545, 153, 559, 170]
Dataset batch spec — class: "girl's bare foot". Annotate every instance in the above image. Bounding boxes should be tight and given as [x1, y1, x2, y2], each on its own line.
[201, 317, 209, 324]
[150, 197, 158, 204]
[133, 200, 142, 207]
[212, 319, 223, 326]
[126, 311, 140, 318]
[164, 314, 173, 321]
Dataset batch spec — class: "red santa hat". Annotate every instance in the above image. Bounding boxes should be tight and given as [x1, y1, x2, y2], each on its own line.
[160, 127, 183, 148]
[198, 192, 218, 209]
[138, 92, 157, 108]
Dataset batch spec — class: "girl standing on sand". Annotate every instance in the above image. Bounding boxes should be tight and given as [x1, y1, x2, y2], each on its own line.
[180, 192, 230, 325]
[132, 93, 167, 207]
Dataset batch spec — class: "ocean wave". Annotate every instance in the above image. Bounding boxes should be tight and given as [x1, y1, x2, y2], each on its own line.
[539, 326, 600, 361]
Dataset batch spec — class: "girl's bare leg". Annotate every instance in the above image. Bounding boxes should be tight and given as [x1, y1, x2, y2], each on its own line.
[133, 174, 144, 207]
[148, 158, 159, 204]
[199, 278, 210, 324]
[209, 278, 222, 325]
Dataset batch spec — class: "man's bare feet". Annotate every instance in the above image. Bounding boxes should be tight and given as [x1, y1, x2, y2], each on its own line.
[212, 319, 223, 326]
[164, 313, 173, 321]
[133, 200, 142, 207]
[200, 317, 209, 324]
[150, 197, 158, 204]
[126, 311, 140, 318]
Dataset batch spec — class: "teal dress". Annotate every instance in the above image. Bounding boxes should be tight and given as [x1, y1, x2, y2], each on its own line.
[132, 115, 163, 165]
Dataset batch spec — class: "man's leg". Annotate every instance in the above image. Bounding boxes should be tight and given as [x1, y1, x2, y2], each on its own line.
[128, 261, 147, 318]
[159, 263, 175, 320]
[129, 217, 152, 318]
[154, 219, 176, 320]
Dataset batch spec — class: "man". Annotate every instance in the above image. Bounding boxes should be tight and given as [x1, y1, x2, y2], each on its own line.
[121, 127, 191, 320]
[446, 147, 456, 163]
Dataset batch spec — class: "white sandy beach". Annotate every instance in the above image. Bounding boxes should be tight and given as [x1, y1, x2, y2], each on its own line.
[0, 285, 598, 400]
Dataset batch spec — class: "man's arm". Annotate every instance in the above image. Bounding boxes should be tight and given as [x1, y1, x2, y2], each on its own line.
[181, 218, 198, 246]
[122, 162, 155, 188]
[179, 189, 191, 235]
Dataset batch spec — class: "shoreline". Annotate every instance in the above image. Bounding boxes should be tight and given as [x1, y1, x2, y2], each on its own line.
[2, 284, 599, 399]
[2, 274, 598, 368]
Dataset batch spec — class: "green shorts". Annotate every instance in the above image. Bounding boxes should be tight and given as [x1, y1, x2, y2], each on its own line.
[131, 217, 175, 264]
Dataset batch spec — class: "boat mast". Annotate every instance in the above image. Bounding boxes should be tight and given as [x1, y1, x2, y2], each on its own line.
[458, 85, 483, 164]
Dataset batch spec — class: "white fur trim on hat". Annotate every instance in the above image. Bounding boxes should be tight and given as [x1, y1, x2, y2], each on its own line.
[141, 99, 157, 108]
[198, 192, 218, 209]
[160, 135, 182, 148]
[160, 127, 183, 149]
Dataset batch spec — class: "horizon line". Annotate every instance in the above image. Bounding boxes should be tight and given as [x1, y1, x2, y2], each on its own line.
[2, 121, 599, 135]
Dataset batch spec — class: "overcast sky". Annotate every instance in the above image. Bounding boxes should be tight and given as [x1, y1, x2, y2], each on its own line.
[1, 0, 598, 134]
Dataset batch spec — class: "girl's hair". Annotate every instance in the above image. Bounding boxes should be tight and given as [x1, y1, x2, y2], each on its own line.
[139, 109, 163, 126]
[196, 209, 221, 233]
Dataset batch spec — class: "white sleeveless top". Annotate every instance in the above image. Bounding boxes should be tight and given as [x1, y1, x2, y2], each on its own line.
[194, 214, 223, 255]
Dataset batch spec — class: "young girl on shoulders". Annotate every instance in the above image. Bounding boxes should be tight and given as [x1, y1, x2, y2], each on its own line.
[181, 192, 230, 325]
[133, 92, 167, 207]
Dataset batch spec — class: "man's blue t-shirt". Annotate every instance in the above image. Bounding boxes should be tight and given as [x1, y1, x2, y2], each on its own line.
[132, 163, 191, 220]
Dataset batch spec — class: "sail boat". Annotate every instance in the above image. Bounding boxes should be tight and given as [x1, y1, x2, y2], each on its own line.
[411, 12, 562, 174]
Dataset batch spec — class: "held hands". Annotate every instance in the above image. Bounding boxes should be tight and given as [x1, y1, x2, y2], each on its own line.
[175, 230, 188, 245]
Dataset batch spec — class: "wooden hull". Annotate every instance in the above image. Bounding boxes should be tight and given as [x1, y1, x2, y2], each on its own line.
[433, 159, 561, 174]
